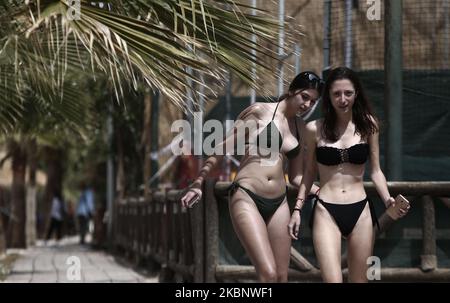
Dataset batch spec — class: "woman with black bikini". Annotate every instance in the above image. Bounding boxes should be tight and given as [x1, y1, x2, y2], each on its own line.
[288, 67, 410, 282]
[181, 71, 323, 282]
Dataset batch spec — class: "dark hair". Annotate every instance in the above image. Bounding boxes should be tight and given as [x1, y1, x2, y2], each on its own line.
[289, 71, 324, 93]
[321, 67, 378, 142]
[278, 71, 324, 101]
[54, 188, 63, 200]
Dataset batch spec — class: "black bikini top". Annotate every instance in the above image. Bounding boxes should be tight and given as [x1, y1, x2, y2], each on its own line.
[316, 143, 369, 166]
[246, 102, 301, 160]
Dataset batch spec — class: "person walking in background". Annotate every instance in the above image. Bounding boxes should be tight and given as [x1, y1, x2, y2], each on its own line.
[76, 182, 95, 245]
[46, 189, 66, 243]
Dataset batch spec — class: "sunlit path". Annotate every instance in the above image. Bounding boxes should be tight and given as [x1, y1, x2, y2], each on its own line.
[2, 236, 158, 283]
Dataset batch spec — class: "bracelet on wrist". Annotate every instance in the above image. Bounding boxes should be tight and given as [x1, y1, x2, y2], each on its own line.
[293, 207, 302, 213]
[295, 197, 305, 210]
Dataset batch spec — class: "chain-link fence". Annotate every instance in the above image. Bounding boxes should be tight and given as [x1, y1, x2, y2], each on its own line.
[327, 0, 450, 181]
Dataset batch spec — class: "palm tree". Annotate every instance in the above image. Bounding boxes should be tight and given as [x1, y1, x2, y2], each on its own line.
[0, 76, 94, 247]
[0, 0, 300, 248]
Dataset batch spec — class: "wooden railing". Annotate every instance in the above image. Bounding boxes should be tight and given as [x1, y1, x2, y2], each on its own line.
[114, 189, 202, 282]
[112, 181, 450, 282]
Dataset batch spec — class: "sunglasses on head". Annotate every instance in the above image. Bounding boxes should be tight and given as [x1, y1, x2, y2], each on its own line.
[289, 71, 325, 94]
[302, 72, 325, 90]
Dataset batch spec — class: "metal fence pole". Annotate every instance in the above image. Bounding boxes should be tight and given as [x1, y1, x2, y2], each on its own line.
[323, 0, 332, 73]
[224, 72, 232, 180]
[444, 0, 449, 69]
[250, 0, 257, 104]
[295, 43, 301, 74]
[384, 0, 403, 180]
[344, 0, 353, 68]
[278, 0, 285, 97]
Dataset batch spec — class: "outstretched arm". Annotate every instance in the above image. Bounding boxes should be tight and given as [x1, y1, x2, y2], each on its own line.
[180, 104, 261, 208]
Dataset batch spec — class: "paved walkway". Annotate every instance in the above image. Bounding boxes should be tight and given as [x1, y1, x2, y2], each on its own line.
[1, 236, 158, 283]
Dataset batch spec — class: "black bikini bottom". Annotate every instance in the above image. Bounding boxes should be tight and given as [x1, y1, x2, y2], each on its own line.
[309, 196, 380, 237]
[228, 182, 286, 222]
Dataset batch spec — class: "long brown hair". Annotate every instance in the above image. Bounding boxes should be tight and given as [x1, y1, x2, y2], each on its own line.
[321, 67, 378, 142]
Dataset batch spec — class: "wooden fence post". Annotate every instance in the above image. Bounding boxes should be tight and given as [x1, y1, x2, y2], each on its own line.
[159, 189, 174, 282]
[205, 179, 219, 282]
[421, 195, 437, 271]
[191, 182, 205, 282]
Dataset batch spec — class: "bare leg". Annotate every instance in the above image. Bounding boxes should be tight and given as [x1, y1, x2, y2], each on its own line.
[229, 190, 277, 282]
[266, 200, 291, 282]
[312, 202, 343, 283]
[347, 203, 374, 283]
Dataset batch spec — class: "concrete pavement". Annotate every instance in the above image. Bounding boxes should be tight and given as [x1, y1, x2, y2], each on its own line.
[1, 236, 158, 283]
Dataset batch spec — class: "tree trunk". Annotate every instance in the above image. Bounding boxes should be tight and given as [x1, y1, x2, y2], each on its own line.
[26, 139, 37, 247]
[0, 207, 6, 257]
[142, 92, 152, 200]
[40, 147, 64, 239]
[116, 127, 125, 200]
[150, 92, 160, 189]
[7, 139, 27, 248]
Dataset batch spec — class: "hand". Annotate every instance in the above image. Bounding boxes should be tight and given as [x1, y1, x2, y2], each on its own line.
[398, 204, 410, 218]
[396, 198, 410, 218]
[180, 187, 202, 208]
[385, 197, 410, 220]
[288, 211, 302, 240]
[310, 186, 320, 197]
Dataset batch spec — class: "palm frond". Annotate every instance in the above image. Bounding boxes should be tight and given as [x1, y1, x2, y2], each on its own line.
[23, 0, 300, 110]
[0, 0, 302, 134]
